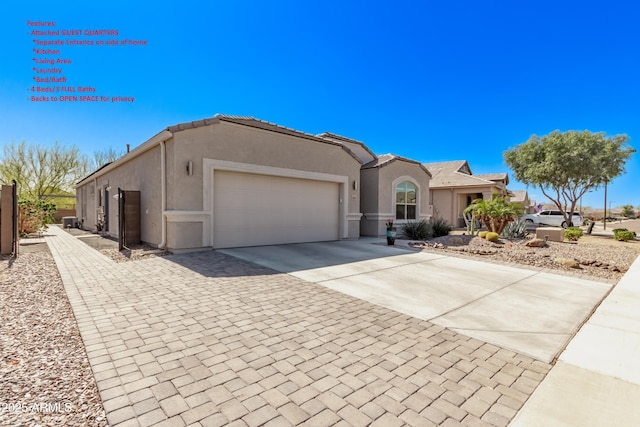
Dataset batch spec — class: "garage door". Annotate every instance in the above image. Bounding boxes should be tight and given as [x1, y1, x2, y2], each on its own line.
[213, 171, 340, 248]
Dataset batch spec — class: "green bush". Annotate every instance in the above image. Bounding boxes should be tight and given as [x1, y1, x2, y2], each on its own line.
[613, 228, 636, 242]
[564, 227, 584, 241]
[485, 232, 500, 242]
[501, 218, 529, 240]
[18, 198, 56, 235]
[430, 217, 452, 238]
[402, 219, 433, 240]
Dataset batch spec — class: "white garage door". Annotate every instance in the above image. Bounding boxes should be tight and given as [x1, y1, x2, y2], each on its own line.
[213, 171, 340, 248]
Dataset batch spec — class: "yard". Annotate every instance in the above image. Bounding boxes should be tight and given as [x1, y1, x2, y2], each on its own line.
[408, 220, 640, 282]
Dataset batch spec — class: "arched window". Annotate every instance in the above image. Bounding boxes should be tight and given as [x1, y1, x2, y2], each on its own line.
[396, 181, 417, 220]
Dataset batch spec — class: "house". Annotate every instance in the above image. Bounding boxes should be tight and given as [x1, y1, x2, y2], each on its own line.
[424, 160, 511, 228]
[317, 133, 431, 237]
[511, 190, 536, 214]
[76, 115, 430, 251]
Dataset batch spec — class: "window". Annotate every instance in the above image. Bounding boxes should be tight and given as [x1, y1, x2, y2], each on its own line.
[396, 181, 417, 220]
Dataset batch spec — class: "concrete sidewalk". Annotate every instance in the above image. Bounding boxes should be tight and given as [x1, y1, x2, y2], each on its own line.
[511, 253, 640, 426]
[45, 225, 552, 426]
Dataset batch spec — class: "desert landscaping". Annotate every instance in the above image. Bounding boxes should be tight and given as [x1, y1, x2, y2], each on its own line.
[405, 220, 640, 283]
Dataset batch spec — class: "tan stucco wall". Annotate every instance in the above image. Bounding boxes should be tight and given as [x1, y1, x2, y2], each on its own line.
[431, 187, 500, 228]
[163, 122, 362, 248]
[166, 122, 361, 212]
[359, 168, 379, 236]
[76, 146, 162, 245]
[167, 221, 202, 250]
[360, 161, 430, 236]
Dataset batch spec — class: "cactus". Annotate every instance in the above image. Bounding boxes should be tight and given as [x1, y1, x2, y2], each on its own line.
[478, 231, 488, 239]
[485, 232, 500, 242]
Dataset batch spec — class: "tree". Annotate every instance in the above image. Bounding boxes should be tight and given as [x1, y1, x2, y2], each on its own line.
[464, 196, 523, 235]
[0, 141, 91, 201]
[504, 130, 635, 226]
[621, 205, 635, 218]
[92, 147, 123, 171]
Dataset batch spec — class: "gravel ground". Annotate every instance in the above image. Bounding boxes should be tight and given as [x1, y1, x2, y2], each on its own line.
[408, 233, 639, 282]
[0, 250, 107, 427]
[99, 245, 168, 263]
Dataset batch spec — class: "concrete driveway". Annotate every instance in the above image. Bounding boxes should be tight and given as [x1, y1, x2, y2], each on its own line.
[221, 240, 612, 363]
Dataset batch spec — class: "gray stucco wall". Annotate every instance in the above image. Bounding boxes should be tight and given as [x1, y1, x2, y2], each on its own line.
[76, 146, 162, 245]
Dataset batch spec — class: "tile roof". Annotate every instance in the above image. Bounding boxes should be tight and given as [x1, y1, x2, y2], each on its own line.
[316, 132, 366, 146]
[476, 173, 509, 184]
[316, 132, 377, 165]
[423, 160, 502, 188]
[363, 154, 432, 177]
[511, 190, 529, 203]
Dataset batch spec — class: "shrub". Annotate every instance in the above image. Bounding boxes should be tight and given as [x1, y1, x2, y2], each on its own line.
[478, 231, 488, 239]
[402, 219, 433, 240]
[430, 217, 452, 238]
[485, 232, 500, 242]
[564, 227, 583, 241]
[613, 228, 636, 242]
[501, 218, 529, 240]
[18, 198, 56, 235]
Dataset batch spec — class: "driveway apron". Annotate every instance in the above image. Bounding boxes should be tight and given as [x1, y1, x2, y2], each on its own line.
[221, 240, 612, 363]
[47, 226, 552, 427]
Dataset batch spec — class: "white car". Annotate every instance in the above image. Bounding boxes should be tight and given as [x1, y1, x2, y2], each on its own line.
[523, 210, 583, 228]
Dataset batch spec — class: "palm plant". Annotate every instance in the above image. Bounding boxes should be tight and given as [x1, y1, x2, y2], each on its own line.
[464, 196, 523, 235]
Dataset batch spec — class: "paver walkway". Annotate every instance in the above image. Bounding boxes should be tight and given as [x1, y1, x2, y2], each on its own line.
[45, 226, 551, 427]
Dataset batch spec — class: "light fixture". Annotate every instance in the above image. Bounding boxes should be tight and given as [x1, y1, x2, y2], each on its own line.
[187, 161, 193, 176]
[353, 180, 358, 190]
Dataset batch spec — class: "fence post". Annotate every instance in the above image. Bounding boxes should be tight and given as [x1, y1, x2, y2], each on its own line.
[12, 180, 18, 257]
[0, 184, 14, 255]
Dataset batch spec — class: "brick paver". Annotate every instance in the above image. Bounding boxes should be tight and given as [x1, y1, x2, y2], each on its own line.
[45, 226, 551, 426]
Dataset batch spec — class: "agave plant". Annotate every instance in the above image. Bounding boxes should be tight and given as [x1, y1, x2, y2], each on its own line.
[501, 218, 529, 240]
[402, 219, 432, 240]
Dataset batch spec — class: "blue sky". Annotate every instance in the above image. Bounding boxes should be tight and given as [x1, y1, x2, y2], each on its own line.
[2, 1, 638, 209]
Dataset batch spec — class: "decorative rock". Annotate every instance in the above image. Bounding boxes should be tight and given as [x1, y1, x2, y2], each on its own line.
[555, 258, 581, 269]
[448, 237, 464, 246]
[525, 238, 547, 248]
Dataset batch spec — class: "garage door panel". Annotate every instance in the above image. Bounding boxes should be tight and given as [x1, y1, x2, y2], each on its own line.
[214, 171, 339, 248]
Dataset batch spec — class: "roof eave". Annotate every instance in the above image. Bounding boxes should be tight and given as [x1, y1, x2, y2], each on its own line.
[76, 129, 173, 187]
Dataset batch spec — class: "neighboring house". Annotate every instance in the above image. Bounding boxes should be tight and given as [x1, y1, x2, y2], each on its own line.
[76, 115, 430, 251]
[424, 160, 511, 228]
[511, 190, 536, 214]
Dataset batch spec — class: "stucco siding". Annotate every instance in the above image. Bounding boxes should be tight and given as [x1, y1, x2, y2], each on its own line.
[76, 146, 162, 245]
[360, 168, 380, 236]
[361, 160, 430, 237]
[166, 122, 361, 215]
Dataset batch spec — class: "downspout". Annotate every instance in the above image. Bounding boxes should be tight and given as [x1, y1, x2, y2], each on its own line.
[94, 177, 98, 229]
[158, 139, 167, 249]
